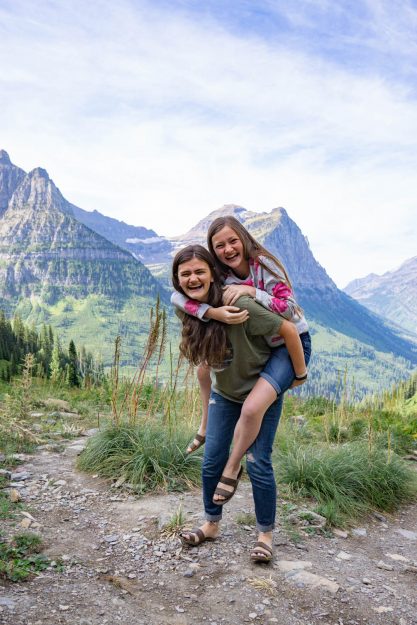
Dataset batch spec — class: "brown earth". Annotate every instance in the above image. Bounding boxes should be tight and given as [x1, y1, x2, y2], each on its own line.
[0, 437, 416, 625]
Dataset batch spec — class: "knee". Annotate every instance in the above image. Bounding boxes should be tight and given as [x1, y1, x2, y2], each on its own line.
[245, 451, 274, 482]
[239, 399, 260, 423]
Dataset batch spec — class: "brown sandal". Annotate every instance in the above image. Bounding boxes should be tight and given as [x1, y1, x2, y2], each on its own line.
[186, 434, 206, 454]
[250, 541, 273, 562]
[180, 527, 217, 546]
[213, 466, 243, 506]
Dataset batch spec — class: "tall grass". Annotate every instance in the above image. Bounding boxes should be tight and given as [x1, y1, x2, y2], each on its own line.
[276, 441, 417, 526]
[77, 422, 201, 493]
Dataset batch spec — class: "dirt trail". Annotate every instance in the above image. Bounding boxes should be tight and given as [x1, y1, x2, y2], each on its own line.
[1, 437, 416, 625]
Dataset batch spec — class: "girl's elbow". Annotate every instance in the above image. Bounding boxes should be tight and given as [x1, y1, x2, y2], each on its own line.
[280, 319, 296, 337]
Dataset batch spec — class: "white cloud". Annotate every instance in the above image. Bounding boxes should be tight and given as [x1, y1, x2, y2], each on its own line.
[0, 0, 416, 287]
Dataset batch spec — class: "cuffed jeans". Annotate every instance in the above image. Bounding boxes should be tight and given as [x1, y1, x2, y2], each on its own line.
[202, 391, 284, 532]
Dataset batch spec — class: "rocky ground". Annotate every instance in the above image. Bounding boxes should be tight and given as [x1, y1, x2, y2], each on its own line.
[0, 433, 416, 625]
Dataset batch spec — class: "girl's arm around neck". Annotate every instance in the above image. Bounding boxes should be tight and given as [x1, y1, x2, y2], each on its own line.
[170, 290, 210, 322]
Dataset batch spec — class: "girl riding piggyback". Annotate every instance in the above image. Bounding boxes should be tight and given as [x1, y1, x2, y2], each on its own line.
[171, 215, 311, 464]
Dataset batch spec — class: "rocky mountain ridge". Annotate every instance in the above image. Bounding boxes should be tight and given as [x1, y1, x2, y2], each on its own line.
[0, 151, 168, 364]
[68, 192, 417, 367]
[344, 257, 417, 335]
[0, 149, 415, 388]
[0, 158, 166, 305]
[0, 149, 26, 217]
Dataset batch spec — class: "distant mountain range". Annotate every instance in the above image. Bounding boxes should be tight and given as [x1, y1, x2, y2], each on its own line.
[72, 197, 417, 364]
[344, 257, 417, 335]
[0, 149, 415, 395]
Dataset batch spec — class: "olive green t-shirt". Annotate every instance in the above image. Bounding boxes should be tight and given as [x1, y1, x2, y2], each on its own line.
[211, 296, 283, 403]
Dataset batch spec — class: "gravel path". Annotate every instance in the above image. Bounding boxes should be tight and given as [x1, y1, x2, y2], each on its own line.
[1, 437, 416, 625]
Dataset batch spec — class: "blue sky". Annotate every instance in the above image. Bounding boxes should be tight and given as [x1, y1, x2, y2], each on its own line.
[1, 0, 416, 287]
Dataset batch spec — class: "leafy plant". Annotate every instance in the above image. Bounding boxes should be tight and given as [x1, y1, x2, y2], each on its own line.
[0, 532, 49, 582]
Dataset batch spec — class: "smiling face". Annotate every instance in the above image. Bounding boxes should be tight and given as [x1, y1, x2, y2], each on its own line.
[177, 256, 214, 302]
[210, 225, 249, 277]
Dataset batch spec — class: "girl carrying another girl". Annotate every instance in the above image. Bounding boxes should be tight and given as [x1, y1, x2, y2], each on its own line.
[171, 215, 311, 505]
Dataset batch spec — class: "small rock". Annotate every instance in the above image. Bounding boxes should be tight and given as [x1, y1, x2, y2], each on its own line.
[386, 553, 409, 562]
[20, 517, 32, 529]
[83, 428, 99, 437]
[395, 529, 417, 540]
[333, 529, 348, 539]
[0, 597, 16, 608]
[351, 528, 367, 537]
[59, 605, 70, 611]
[376, 560, 394, 571]
[9, 489, 21, 502]
[10, 471, 30, 482]
[104, 534, 119, 543]
[362, 578, 372, 585]
[372, 512, 387, 522]
[373, 606, 393, 613]
[183, 569, 195, 578]
[336, 551, 352, 560]
[175, 606, 185, 613]
[249, 613, 258, 620]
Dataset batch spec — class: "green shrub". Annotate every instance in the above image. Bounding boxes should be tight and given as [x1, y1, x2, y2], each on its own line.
[302, 397, 335, 418]
[0, 532, 48, 582]
[276, 441, 417, 526]
[77, 422, 201, 493]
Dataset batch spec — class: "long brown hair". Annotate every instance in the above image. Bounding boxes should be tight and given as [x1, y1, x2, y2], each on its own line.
[172, 245, 231, 368]
[207, 215, 293, 289]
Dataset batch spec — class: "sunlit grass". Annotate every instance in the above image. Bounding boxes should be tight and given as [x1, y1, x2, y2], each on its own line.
[77, 422, 201, 493]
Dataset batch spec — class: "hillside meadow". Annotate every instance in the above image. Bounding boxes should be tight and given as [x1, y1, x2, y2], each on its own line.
[1, 318, 416, 531]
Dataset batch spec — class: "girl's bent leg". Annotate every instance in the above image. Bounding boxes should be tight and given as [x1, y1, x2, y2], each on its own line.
[279, 321, 306, 379]
[260, 332, 312, 396]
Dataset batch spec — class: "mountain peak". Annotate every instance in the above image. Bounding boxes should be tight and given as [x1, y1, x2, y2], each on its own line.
[8, 168, 73, 217]
[28, 167, 50, 181]
[0, 150, 11, 165]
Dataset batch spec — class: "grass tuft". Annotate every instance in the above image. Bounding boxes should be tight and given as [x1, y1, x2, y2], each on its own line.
[236, 512, 256, 526]
[77, 423, 201, 493]
[161, 504, 187, 537]
[276, 441, 417, 526]
[247, 576, 277, 595]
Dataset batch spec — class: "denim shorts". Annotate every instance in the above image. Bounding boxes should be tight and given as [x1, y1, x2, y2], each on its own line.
[260, 332, 312, 395]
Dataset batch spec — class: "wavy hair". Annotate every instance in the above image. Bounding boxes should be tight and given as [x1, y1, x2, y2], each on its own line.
[207, 215, 293, 289]
[172, 245, 231, 368]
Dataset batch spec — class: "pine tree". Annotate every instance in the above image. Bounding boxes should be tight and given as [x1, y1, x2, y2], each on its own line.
[66, 340, 80, 387]
[50, 339, 63, 385]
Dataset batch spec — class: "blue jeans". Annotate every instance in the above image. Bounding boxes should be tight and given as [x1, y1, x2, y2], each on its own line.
[260, 332, 312, 395]
[202, 391, 284, 532]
